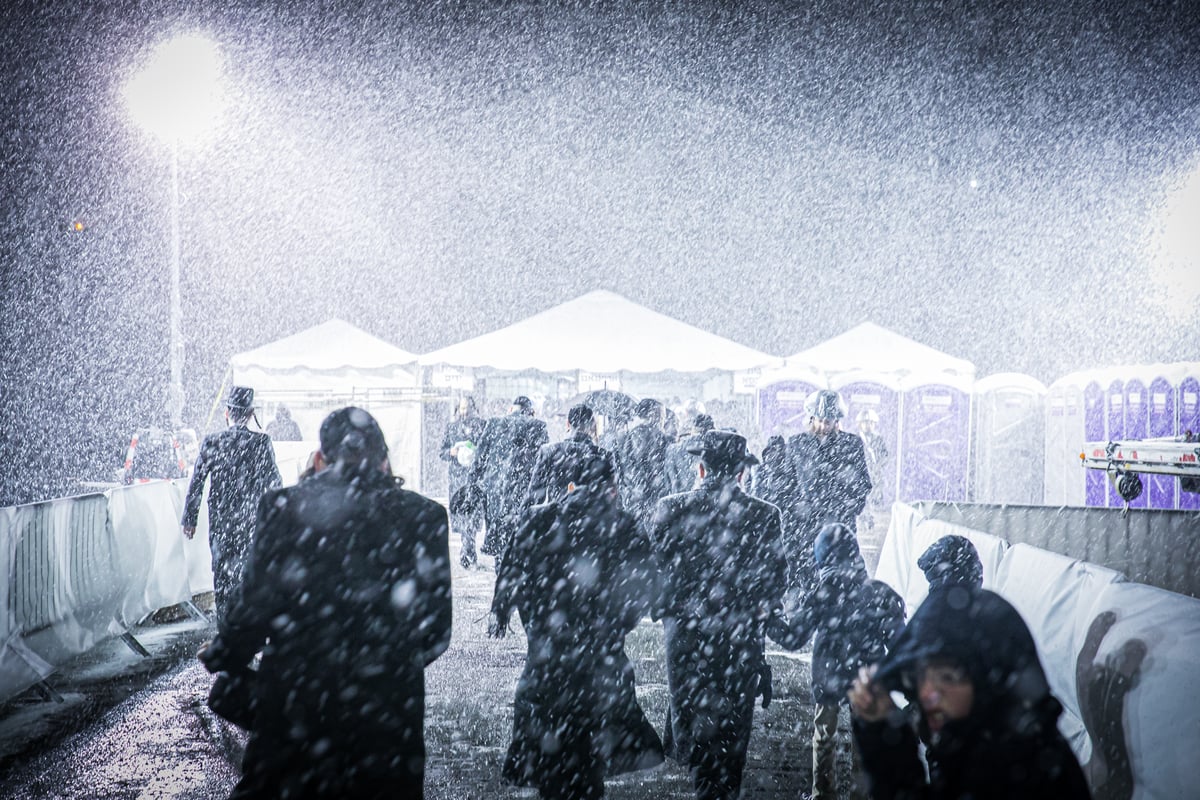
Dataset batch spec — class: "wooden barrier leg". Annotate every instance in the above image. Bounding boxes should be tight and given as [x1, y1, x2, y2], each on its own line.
[34, 681, 64, 704]
[121, 632, 151, 658]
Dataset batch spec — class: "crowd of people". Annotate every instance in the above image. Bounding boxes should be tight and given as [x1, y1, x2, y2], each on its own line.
[176, 384, 1089, 799]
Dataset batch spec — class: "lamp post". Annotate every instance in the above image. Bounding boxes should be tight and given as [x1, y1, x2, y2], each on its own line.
[125, 35, 223, 428]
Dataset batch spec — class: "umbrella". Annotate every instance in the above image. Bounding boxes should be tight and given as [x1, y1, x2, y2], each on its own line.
[565, 389, 637, 419]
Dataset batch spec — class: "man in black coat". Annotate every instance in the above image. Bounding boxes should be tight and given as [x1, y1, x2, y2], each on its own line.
[664, 413, 714, 495]
[200, 406, 453, 800]
[490, 456, 663, 799]
[652, 430, 790, 800]
[787, 390, 872, 595]
[849, 587, 1090, 800]
[182, 386, 281, 622]
[440, 395, 488, 568]
[526, 404, 615, 506]
[614, 398, 674, 533]
[472, 396, 549, 561]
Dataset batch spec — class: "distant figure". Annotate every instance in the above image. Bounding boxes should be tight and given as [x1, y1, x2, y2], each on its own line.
[768, 524, 906, 800]
[849, 587, 1090, 800]
[181, 386, 282, 621]
[490, 456, 663, 799]
[787, 390, 872, 595]
[440, 396, 487, 568]
[917, 534, 983, 593]
[855, 408, 888, 531]
[265, 406, 302, 442]
[663, 413, 714, 495]
[526, 404, 615, 506]
[200, 406, 452, 798]
[472, 396, 549, 562]
[613, 398, 673, 533]
[652, 430, 789, 800]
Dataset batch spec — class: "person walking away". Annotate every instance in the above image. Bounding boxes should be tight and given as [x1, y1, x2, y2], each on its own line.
[664, 413, 715, 495]
[854, 408, 888, 532]
[787, 390, 872, 595]
[614, 398, 673, 533]
[182, 386, 281, 622]
[472, 396, 549, 562]
[767, 523, 906, 800]
[199, 406, 453, 799]
[848, 587, 1090, 800]
[441, 395, 488, 568]
[526, 404, 616, 505]
[490, 456, 663, 799]
[652, 430, 789, 800]
[265, 405, 303, 442]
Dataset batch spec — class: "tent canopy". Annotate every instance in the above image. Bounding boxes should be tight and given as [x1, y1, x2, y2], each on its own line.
[779, 322, 975, 381]
[418, 290, 776, 373]
[230, 318, 418, 373]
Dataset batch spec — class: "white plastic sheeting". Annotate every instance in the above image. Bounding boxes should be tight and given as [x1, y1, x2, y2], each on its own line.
[0, 482, 214, 703]
[877, 502, 1200, 800]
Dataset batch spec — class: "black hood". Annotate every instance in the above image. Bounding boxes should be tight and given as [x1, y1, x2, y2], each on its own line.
[874, 588, 1061, 736]
[917, 535, 984, 591]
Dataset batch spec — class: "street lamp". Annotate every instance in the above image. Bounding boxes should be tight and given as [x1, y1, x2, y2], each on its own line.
[124, 35, 224, 428]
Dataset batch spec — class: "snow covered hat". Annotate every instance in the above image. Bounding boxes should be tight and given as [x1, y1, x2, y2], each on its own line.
[226, 385, 255, 411]
[686, 429, 759, 473]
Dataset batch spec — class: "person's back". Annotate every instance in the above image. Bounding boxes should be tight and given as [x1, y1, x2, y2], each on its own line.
[203, 407, 452, 799]
[615, 401, 674, 529]
[186, 425, 280, 526]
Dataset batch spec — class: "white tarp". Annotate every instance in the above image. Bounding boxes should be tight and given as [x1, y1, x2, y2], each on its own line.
[107, 482, 193, 628]
[418, 289, 777, 373]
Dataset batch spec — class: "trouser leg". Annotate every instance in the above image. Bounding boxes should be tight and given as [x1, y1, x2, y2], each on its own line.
[812, 702, 840, 799]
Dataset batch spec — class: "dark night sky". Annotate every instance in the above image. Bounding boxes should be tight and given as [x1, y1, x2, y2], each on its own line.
[2, 0, 1198, 504]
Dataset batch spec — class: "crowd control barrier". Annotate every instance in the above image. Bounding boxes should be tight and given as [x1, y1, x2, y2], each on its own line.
[0, 481, 214, 704]
[878, 502, 1200, 800]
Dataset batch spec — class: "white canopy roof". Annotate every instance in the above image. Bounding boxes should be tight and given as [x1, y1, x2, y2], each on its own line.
[230, 318, 418, 372]
[418, 290, 776, 373]
[779, 322, 975, 382]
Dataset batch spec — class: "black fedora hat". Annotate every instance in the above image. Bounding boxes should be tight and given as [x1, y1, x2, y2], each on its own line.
[226, 386, 255, 411]
[686, 429, 759, 472]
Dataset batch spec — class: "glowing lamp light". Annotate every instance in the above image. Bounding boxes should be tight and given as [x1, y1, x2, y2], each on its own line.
[124, 35, 224, 147]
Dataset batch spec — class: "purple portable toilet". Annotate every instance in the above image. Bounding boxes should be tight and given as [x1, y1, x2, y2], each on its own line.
[1180, 373, 1200, 510]
[1122, 377, 1150, 508]
[1147, 374, 1177, 509]
[898, 374, 972, 503]
[757, 368, 824, 440]
[1083, 381, 1107, 507]
[1105, 378, 1127, 507]
[833, 371, 901, 506]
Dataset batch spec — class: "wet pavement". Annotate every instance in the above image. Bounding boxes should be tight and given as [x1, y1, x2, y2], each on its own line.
[0, 512, 887, 798]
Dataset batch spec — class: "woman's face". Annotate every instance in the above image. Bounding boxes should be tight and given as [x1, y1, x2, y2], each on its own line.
[918, 659, 975, 734]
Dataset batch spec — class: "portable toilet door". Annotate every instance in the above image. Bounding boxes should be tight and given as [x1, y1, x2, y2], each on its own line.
[832, 372, 901, 507]
[757, 378, 824, 440]
[974, 373, 1046, 506]
[1147, 374, 1177, 509]
[1180, 374, 1200, 510]
[898, 376, 972, 503]
[1122, 377, 1150, 509]
[1083, 381, 1107, 507]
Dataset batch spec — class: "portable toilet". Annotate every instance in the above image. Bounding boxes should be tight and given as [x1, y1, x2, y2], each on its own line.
[1146, 370, 1178, 509]
[1180, 369, 1200, 510]
[1044, 372, 1089, 506]
[832, 370, 902, 506]
[973, 373, 1046, 506]
[756, 364, 825, 440]
[897, 372, 973, 503]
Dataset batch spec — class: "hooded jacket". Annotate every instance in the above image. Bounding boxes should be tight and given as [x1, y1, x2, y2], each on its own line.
[854, 588, 1091, 800]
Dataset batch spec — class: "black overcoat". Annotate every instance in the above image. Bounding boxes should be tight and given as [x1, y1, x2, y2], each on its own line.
[525, 432, 615, 505]
[205, 465, 452, 799]
[651, 476, 789, 799]
[613, 422, 673, 529]
[472, 412, 549, 554]
[492, 488, 663, 795]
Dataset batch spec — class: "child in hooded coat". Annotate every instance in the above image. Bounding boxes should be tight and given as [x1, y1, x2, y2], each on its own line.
[848, 587, 1091, 800]
[767, 523, 906, 799]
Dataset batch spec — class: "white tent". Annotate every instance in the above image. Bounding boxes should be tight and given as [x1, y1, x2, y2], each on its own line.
[418, 290, 776, 374]
[228, 319, 422, 488]
[770, 321, 975, 383]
